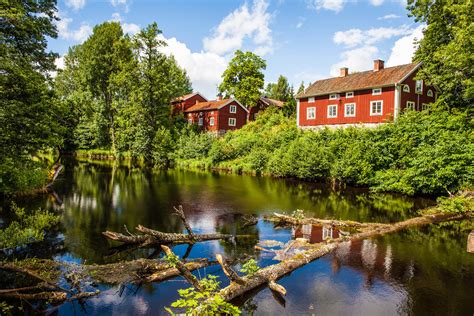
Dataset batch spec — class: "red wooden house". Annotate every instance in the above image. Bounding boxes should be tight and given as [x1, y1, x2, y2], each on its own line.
[184, 98, 249, 134]
[248, 97, 285, 121]
[296, 60, 437, 129]
[171, 92, 208, 115]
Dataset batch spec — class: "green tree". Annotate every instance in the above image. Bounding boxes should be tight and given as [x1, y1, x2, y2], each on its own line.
[0, 0, 64, 193]
[219, 50, 266, 108]
[408, 0, 473, 107]
[297, 81, 305, 95]
[265, 75, 292, 102]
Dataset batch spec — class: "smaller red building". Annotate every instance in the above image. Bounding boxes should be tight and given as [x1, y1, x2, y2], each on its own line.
[184, 98, 249, 134]
[248, 97, 285, 121]
[171, 92, 208, 115]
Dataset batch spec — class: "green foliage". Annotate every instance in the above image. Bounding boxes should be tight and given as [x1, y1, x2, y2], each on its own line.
[265, 75, 292, 102]
[0, 203, 60, 249]
[436, 194, 473, 214]
[0, 158, 49, 194]
[164, 252, 179, 268]
[174, 107, 473, 196]
[0, 0, 64, 193]
[408, 0, 473, 107]
[240, 259, 259, 277]
[291, 209, 305, 220]
[219, 50, 266, 108]
[166, 275, 240, 315]
[175, 128, 214, 160]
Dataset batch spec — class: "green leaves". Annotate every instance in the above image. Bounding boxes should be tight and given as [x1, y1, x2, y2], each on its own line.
[219, 50, 266, 108]
[240, 259, 259, 277]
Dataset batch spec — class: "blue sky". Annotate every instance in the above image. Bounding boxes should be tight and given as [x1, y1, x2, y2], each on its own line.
[51, 0, 424, 97]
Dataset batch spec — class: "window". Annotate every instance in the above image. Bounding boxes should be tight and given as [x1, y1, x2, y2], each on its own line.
[308, 97, 315, 103]
[229, 105, 237, 113]
[329, 94, 339, 100]
[198, 117, 203, 126]
[344, 103, 356, 117]
[406, 101, 415, 110]
[328, 104, 337, 118]
[210, 117, 215, 126]
[403, 85, 410, 93]
[228, 118, 236, 126]
[372, 88, 382, 95]
[427, 89, 433, 97]
[307, 107, 316, 119]
[422, 103, 429, 111]
[370, 100, 383, 116]
[415, 80, 423, 94]
[188, 119, 193, 124]
[345, 91, 354, 98]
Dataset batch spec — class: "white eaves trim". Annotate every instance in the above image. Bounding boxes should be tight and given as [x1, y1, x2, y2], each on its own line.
[179, 92, 209, 102]
[217, 98, 250, 113]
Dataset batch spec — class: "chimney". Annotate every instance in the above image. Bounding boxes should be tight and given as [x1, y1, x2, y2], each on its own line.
[340, 67, 349, 77]
[216, 92, 222, 101]
[374, 59, 384, 71]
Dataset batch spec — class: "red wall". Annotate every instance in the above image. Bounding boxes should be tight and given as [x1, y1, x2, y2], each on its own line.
[400, 72, 437, 111]
[185, 100, 247, 132]
[172, 94, 208, 115]
[217, 101, 247, 131]
[298, 86, 395, 126]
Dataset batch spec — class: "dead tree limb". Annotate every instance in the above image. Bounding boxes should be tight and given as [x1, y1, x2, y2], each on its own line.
[173, 205, 195, 239]
[161, 245, 204, 292]
[215, 211, 472, 302]
[266, 212, 387, 229]
[216, 254, 244, 285]
[136, 225, 232, 244]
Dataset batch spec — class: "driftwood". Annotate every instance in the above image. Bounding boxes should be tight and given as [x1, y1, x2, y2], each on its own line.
[161, 245, 204, 291]
[103, 206, 233, 247]
[215, 211, 473, 302]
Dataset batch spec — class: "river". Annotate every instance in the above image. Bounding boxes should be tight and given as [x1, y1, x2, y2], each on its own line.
[5, 158, 474, 315]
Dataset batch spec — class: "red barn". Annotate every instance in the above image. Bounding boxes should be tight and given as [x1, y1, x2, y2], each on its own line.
[171, 92, 208, 115]
[296, 60, 437, 129]
[184, 98, 249, 134]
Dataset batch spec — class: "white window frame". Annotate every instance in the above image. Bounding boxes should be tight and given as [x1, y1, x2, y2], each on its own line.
[198, 117, 203, 126]
[209, 117, 215, 126]
[188, 119, 193, 124]
[370, 100, 383, 116]
[344, 103, 356, 117]
[228, 118, 236, 126]
[229, 105, 237, 113]
[415, 80, 423, 94]
[372, 88, 382, 95]
[345, 91, 354, 98]
[406, 101, 415, 110]
[308, 97, 315, 103]
[422, 103, 429, 111]
[403, 85, 410, 93]
[327, 104, 337, 118]
[427, 89, 433, 97]
[329, 94, 339, 100]
[306, 107, 316, 119]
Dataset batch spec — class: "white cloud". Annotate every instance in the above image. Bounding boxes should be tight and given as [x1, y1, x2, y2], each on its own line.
[370, 0, 384, 6]
[330, 45, 379, 77]
[110, 12, 140, 35]
[296, 17, 306, 29]
[158, 35, 227, 98]
[386, 25, 424, 66]
[377, 14, 401, 20]
[203, 0, 273, 56]
[56, 16, 92, 42]
[109, 0, 130, 12]
[307, 0, 346, 12]
[55, 55, 65, 70]
[65, 0, 85, 10]
[333, 25, 412, 48]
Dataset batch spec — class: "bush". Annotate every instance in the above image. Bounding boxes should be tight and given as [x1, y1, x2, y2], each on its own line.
[0, 158, 49, 194]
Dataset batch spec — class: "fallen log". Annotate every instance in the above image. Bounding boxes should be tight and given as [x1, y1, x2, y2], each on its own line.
[217, 211, 473, 302]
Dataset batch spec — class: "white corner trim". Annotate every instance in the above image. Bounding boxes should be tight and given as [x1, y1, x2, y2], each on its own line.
[394, 84, 401, 120]
[296, 99, 300, 127]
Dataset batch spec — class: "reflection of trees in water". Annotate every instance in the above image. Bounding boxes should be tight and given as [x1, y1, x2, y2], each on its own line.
[329, 221, 474, 315]
[214, 213, 259, 259]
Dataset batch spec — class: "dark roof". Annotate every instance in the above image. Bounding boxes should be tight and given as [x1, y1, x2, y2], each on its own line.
[260, 97, 284, 107]
[184, 99, 232, 112]
[297, 62, 420, 98]
[172, 92, 207, 103]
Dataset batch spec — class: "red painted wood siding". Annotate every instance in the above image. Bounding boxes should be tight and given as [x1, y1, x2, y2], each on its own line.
[185, 101, 247, 132]
[400, 72, 437, 111]
[217, 101, 247, 132]
[172, 94, 208, 115]
[298, 86, 395, 126]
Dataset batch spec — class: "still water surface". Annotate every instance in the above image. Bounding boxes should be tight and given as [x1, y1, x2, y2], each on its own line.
[10, 159, 474, 315]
